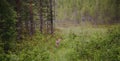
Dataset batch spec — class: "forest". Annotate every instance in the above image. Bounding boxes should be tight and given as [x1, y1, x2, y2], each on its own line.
[0, 0, 120, 61]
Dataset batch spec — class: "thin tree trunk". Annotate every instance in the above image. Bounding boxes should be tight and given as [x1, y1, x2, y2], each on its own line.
[39, 0, 43, 33]
[16, 0, 22, 40]
[49, 0, 54, 34]
[29, 0, 35, 36]
[25, 20, 29, 34]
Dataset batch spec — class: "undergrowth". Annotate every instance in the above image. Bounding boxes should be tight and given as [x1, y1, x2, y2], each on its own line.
[66, 25, 120, 61]
[0, 25, 120, 61]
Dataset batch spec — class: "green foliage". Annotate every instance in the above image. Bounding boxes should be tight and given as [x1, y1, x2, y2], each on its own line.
[72, 25, 120, 61]
[0, 33, 58, 61]
[1, 25, 120, 61]
[55, 25, 120, 61]
[0, 0, 16, 54]
[0, 0, 16, 41]
[56, 0, 119, 24]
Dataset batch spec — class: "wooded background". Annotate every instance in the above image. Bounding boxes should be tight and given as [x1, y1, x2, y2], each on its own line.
[0, 0, 55, 53]
[56, 0, 120, 26]
[0, 0, 120, 59]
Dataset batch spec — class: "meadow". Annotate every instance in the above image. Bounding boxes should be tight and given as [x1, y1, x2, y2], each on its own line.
[1, 24, 120, 61]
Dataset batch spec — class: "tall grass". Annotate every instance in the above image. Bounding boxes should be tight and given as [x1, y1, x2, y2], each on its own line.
[0, 25, 120, 61]
[64, 25, 120, 61]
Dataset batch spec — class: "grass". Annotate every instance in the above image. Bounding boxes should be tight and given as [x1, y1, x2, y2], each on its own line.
[0, 25, 120, 61]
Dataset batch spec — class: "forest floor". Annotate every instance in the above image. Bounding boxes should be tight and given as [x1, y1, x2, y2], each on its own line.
[5, 24, 120, 61]
[50, 25, 107, 61]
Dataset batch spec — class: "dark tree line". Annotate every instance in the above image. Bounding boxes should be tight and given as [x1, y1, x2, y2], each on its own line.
[39, 0, 54, 34]
[0, 0, 55, 53]
[0, 0, 16, 53]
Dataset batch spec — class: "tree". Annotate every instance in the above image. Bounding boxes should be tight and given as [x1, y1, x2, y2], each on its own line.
[15, 0, 22, 40]
[29, 0, 35, 36]
[39, 0, 54, 34]
[49, 0, 54, 34]
[0, 0, 16, 53]
[39, 0, 43, 33]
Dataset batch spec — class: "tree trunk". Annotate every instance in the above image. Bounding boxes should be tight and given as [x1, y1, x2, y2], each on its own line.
[16, 0, 22, 40]
[49, 0, 54, 34]
[39, 0, 43, 33]
[25, 20, 30, 34]
[29, 0, 35, 36]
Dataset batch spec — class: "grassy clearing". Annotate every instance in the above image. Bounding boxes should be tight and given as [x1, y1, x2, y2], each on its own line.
[54, 25, 120, 61]
[0, 25, 120, 61]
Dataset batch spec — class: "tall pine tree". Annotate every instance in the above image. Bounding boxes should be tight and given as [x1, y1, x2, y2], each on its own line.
[0, 0, 16, 53]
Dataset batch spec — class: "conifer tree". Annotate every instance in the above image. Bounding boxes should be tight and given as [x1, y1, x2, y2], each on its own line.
[0, 0, 16, 53]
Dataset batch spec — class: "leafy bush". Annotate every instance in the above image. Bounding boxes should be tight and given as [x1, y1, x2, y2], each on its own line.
[0, 33, 58, 61]
[1, 26, 120, 61]
[8, 47, 50, 61]
[74, 25, 120, 61]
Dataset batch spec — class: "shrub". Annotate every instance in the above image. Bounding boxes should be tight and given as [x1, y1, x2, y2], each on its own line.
[74, 25, 120, 61]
